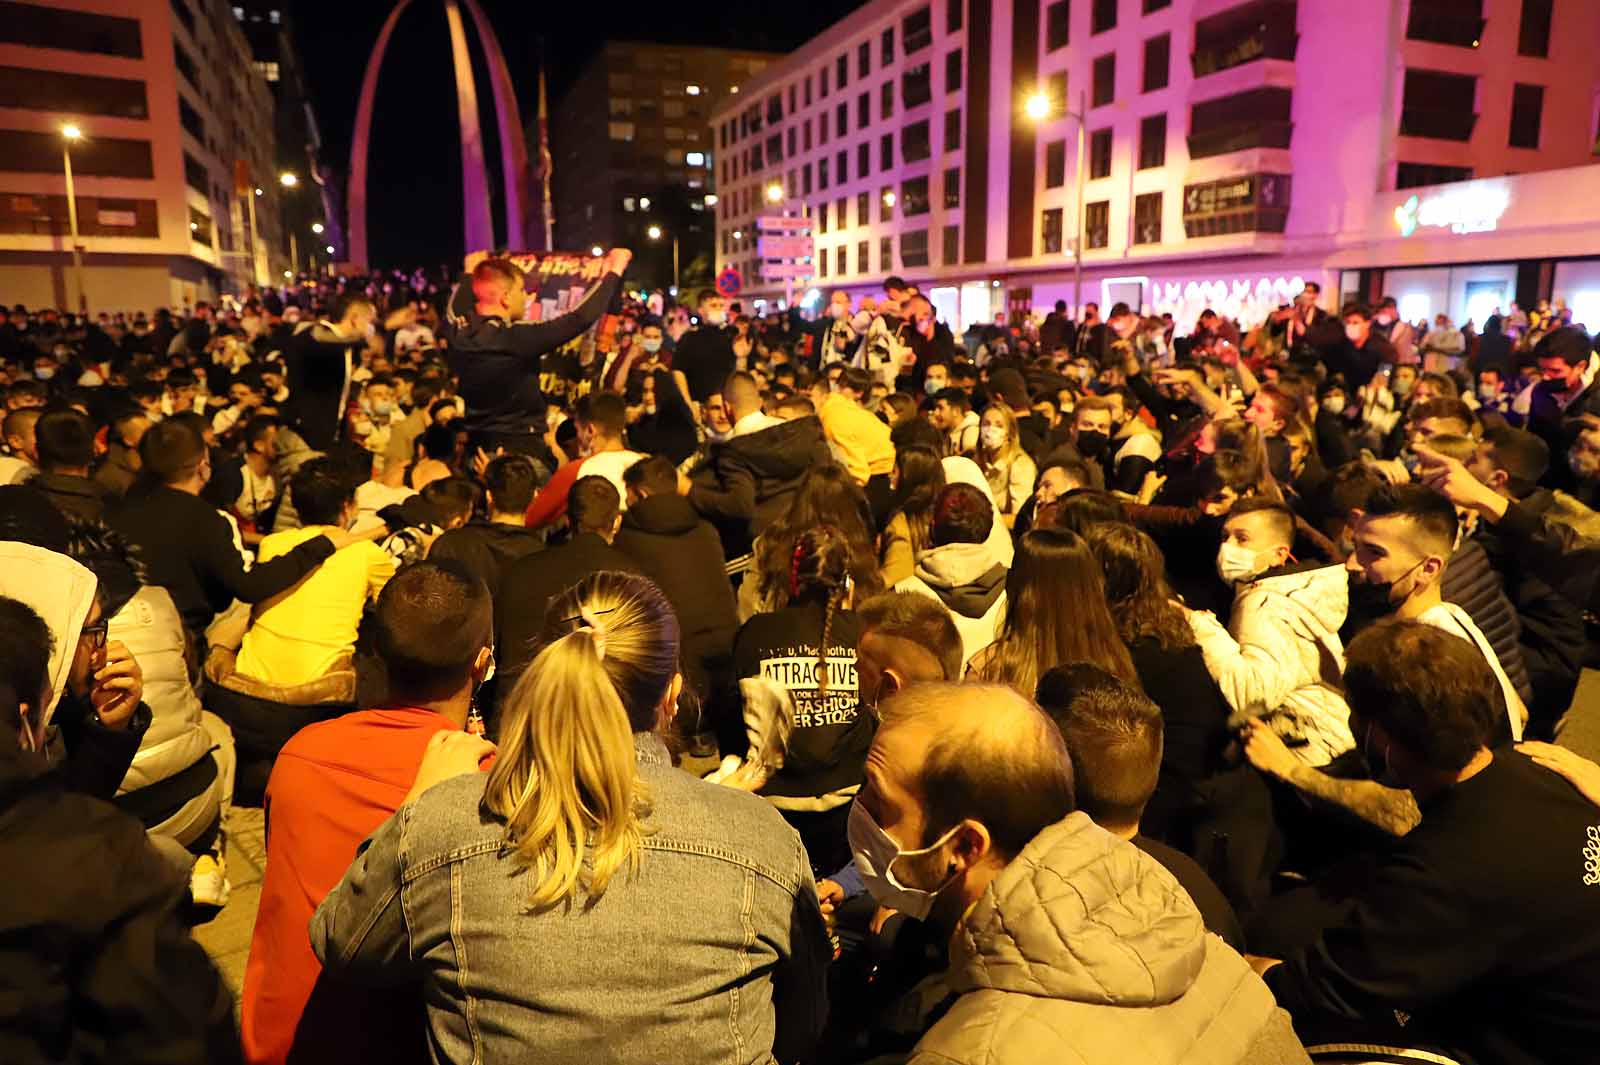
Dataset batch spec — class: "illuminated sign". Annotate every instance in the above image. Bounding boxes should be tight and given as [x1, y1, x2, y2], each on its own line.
[1394, 183, 1511, 237]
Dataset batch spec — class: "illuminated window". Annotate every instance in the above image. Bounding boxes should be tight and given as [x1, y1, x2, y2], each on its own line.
[686, 151, 705, 166]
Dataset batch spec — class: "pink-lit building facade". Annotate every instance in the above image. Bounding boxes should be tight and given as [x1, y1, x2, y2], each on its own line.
[711, 0, 1600, 333]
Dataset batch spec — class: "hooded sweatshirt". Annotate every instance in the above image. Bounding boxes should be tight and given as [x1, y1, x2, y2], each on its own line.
[910, 813, 1308, 1065]
[1189, 561, 1355, 766]
[895, 539, 1008, 669]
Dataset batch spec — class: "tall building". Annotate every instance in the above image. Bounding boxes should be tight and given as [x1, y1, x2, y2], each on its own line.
[0, 0, 284, 312]
[712, 0, 1600, 332]
[550, 41, 781, 293]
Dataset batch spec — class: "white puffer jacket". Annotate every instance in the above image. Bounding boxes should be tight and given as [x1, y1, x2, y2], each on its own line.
[1188, 562, 1355, 766]
[110, 585, 212, 795]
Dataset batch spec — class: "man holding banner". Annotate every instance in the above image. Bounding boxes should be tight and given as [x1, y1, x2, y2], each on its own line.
[445, 248, 631, 455]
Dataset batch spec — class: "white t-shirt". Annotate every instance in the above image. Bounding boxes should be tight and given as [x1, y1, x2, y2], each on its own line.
[578, 450, 646, 510]
[1417, 601, 1524, 741]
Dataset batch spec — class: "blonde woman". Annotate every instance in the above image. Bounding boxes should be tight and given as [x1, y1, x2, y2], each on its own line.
[976, 403, 1037, 526]
[311, 572, 828, 1065]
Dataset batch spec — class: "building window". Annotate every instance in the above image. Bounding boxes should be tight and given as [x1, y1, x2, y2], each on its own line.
[188, 205, 212, 245]
[1046, 1, 1071, 51]
[882, 27, 895, 65]
[838, 149, 849, 183]
[819, 202, 830, 234]
[1396, 162, 1473, 189]
[838, 196, 849, 226]
[1509, 83, 1544, 149]
[805, 77, 812, 107]
[1143, 34, 1170, 92]
[1041, 207, 1064, 254]
[1518, 0, 1552, 58]
[183, 151, 208, 193]
[1133, 191, 1162, 244]
[1086, 200, 1110, 248]
[820, 157, 830, 189]
[804, 122, 813, 152]
[0, 65, 152, 120]
[1193, 1, 1299, 78]
[1092, 54, 1115, 107]
[820, 246, 829, 277]
[665, 100, 686, 119]
[901, 228, 930, 267]
[1089, 128, 1113, 179]
[905, 6, 933, 54]
[767, 133, 782, 163]
[858, 191, 871, 225]
[903, 119, 931, 162]
[945, 107, 962, 151]
[881, 185, 895, 221]
[1188, 86, 1294, 157]
[1400, 69, 1476, 141]
[944, 166, 961, 207]
[840, 244, 851, 274]
[1138, 113, 1167, 168]
[858, 91, 870, 129]
[666, 148, 685, 165]
[767, 93, 783, 125]
[859, 41, 872, 79]
[881, 234, 893, 270]
[608, 121, 635, 141]
[837, 102, 847, 137]
[1091, 0, 1117, 34]
[820, 65, 829, 97]
[1045, 140, 1067, 187]
[881, 132, 894, 170]
[1143, 0, 1170, 9]
[882, 80, 895, 119]
[859, 141, 871, 175]
[949, 0, 963, 32]
[1048, 72, 1068, 114]
[902, 175, 930, 216]
[1406, 0, 1485, 49]
[859, 239, 871, 271]
[945, 49, 962, 92]
[787, 127, 797, 156]
[819, 112, 830, 145]
[942, 224, 960, 264]
[0, 2, 144, 57]
[904, 63, 932, 108]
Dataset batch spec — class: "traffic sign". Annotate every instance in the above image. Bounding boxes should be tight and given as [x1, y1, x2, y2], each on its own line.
[761, 262, 814, 279]
[715, 265, 743, 298]
[756, 214, 812, 233]
[757, 235, 814, 259]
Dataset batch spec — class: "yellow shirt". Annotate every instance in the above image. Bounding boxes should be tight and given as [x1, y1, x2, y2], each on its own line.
[819, 393, 895, 485]
[235, 527, 396, 688]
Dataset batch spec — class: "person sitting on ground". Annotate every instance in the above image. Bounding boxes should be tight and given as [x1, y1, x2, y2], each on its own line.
[0, 595, 242, 1065]
[854, 682, 1308, 1065]
[927, 387, 980, 458]
[974, 402, 1037, 526]
[878, 444, 945, 586]
[0, 405, 42, 484]
[427, 453, 544, 594]
[815, 366, 896, 493]
[1259, 621, 1600, 1065]
[94, 408, 151, 501]
[739, 463, 884, 621]
[29, 408, 113, 523]
[311, 571, 829, 1065]
[1038, 671, 1245, 951]
[614, 454, 738, 703]
[522, 392, 643, 531]
[894, 483, 1010, 669]
[242, 562, 495, 1065]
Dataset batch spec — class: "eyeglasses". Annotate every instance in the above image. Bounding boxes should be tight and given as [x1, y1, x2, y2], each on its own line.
[79, 620, 108, 653]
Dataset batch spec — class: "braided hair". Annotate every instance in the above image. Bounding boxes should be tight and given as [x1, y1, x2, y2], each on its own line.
[789, 526, 854, 704]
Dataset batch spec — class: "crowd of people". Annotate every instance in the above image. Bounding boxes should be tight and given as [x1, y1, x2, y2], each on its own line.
[4, 253, 1600, 1065]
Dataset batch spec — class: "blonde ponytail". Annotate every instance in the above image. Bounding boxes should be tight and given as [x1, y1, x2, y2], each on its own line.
[481, 572, 679, 910]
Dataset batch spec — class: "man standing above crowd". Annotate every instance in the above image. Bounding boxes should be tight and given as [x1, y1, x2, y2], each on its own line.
[446, 249, 629, 455]
[281, 294, 376, 450]
[673, 290, 736, 410]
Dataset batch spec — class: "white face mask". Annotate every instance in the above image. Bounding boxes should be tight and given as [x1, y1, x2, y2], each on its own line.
[703, 310, 727, 326]
[979, 425, 1007, 450]
[1216, 539, 1267, 585]
[847, 799, 960, 921]
[1323, 394, 1346, 415]
[1478, 383, 1499, 401]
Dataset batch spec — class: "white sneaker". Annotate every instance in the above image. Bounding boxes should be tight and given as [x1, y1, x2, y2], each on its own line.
[191, 853, 231, 909]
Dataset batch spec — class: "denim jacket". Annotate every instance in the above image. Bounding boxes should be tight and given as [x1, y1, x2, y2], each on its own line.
[310, 733, 829, 1065]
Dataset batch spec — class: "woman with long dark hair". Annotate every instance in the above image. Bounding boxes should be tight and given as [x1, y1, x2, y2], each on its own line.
[878, 444, 945, 586]
[969, 528, 1139, 696]
[739, 464, 883, 621]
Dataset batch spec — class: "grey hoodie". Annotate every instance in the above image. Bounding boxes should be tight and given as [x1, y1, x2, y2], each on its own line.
[895, 539, 1008, 668]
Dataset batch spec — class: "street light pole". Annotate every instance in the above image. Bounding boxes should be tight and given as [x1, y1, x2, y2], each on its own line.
[671, 235, 679, 293]
[1072, 88, 1087, 319]
[61, 127, 86, 313]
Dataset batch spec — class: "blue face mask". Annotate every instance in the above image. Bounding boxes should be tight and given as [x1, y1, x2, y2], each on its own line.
[924, 377, 945, 396]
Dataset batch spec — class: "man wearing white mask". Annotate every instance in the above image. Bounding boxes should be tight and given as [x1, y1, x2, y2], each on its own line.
[672, 291, 736, 410]
[1187, 498, 1355, 767]
[846, 682, 1309, 1065]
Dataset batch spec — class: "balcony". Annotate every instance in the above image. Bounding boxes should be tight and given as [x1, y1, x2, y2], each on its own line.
[1406, 3, 1485, 49]
[1191, 0, 1299, 79]
[1188, 86, 1294, 159]
[1399, 107, 1477, 142]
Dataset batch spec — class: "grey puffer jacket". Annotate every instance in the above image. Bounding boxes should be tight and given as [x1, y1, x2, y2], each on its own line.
[909, 814, 1309, 1065]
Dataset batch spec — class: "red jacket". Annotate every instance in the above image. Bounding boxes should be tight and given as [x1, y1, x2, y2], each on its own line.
[241, 707, 461, 1065]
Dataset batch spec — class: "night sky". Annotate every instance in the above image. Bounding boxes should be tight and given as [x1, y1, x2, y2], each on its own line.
[294, 0, 867, 269]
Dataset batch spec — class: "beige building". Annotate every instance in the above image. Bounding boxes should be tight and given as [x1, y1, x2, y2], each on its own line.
[0, 0, 286, 313]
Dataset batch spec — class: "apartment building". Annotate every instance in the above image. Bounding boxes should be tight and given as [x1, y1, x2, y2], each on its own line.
[551, 41, 780, 291]
[712, 0, 1600, 331]
[0, 0, 284, 312]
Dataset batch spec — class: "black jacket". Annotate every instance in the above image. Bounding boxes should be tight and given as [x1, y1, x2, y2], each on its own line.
[613, 493, 739, 698]
[29, 473, 113, 524]
[494, 531, 643, 705]
[1269, 749, 1600, 1065]
[444, 271, 621, 442]
[281, 322, 361, 450]
[111, 483, 335, 634]
[1439, 538, 1535, 709]
[1319, 332, 1395, 392]
[689, 416, 834, 553]
[0, 748, 240, 1065]
[673, 325, 736, 403]
[427, 521, 545, 599]
[626, 368, 699, 465]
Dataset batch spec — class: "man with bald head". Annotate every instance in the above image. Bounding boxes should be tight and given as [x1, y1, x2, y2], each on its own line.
[852, 682, 1308, 1065]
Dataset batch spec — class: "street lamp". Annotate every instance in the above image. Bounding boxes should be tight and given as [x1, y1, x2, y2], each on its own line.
[1026, 87, 1089, 317]
[647, 224, 678, 291]
[882, 191, 897, 207]
[278, 172, 303, 272]
[639, 196, 651, 211]
[325, 244, 335, 254]
[59, 125, 86, 312]
[686, 84, 701, 96]
[765, 182, 784, 204]
[590, 245, 604, 257]
[703, 193, 718, 206]
[279, 171, 298, 188]
[311, 222, 325, 235]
